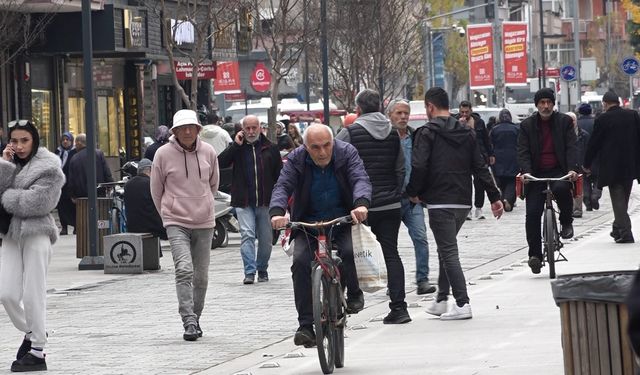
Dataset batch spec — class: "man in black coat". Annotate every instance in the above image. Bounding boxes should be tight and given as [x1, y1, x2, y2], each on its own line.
[456, 101, 494, 220]
[124, 158, 167, 241]
[68, 133, 114, 199]
[490, 109, 519, 211]
[584, 91, 640, 243]
[577, 103, 601, 210]
[518, 88, 578, 274]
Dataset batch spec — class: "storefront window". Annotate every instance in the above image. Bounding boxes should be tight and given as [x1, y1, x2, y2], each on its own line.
[31, 90, 53, 150]
[97, 93, 121, 157]
[68, 96, 86, 136]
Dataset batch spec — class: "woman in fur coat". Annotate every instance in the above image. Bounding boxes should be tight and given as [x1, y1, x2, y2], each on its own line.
[0, 120, 64, 372]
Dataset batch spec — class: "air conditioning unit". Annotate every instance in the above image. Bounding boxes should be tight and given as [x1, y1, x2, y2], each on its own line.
[579, 20, 588, 33]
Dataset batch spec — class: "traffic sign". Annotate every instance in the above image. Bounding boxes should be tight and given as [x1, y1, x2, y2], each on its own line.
[621, 57, 640, 76]
[560, 65, 577, 82]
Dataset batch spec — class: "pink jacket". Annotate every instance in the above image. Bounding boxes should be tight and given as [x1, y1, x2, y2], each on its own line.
[150, 136, 219, 229]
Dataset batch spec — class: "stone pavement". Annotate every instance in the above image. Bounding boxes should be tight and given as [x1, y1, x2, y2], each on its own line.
[0, 187, 633, 374]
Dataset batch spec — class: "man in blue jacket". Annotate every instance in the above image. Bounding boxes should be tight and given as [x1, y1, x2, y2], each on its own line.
[270, 124, 371, 348]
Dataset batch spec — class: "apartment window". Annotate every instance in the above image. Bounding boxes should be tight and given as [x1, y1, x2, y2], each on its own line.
[546, 43, 575, 66]
[561, 0, 576, 18]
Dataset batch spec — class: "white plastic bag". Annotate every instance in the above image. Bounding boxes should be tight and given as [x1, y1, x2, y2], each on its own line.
[351, 224, 387, 292]
[279, 227, 294, 257]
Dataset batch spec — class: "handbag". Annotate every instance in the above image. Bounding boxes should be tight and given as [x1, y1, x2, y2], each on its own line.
[351, 223, 387, 292]
[0, 202, 12, 235]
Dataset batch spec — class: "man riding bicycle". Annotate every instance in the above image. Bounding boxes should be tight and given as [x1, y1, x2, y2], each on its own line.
[517, 88, 578, 274]
[270, 124, 371, 347]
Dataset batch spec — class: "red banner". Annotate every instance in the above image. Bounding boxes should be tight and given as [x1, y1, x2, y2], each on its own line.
[174, 61, 216, 80]
[467, 24, 494, 89]
[214, 61, 241, 94]
[502, 22, 528, 86]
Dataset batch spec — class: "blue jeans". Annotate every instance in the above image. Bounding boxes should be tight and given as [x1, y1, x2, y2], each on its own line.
[236, 206, 273, 276]
[400, 198, 430, 283]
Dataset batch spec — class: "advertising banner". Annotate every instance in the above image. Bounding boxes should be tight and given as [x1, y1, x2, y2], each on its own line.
[502, 22, 528, 86]
[467, 24, 494, 89]
[214, 61, 241, 94]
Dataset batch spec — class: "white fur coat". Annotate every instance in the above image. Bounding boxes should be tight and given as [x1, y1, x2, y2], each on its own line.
[0, 148, 65, 244]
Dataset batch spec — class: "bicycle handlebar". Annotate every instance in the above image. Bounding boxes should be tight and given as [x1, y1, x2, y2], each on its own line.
[98, 181, 127, 188]
[285, 215, 353, 230]
[522, 173, 574, 183]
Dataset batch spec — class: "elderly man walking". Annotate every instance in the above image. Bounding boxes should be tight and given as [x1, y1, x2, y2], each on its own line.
[151, 109, 219, 341]
[336, 89, 411, 324]
[386, 99, 435, 295]
[219, 115, 282, 284]
[584, 91, 640, 243]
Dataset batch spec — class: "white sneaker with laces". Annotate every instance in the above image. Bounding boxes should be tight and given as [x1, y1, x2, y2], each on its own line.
[474, 207, 485, 219]
[425, 300, 448, 316]
[440, 303, 472, 320]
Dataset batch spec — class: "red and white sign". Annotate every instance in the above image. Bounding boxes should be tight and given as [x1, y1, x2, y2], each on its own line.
[502, 22, 528, 86]
[174, 61, 216, 80]
[467, 24, 494, 89]
[224, 92, 245, 101]
[214, 61, 241, 94]
[251, 62, 271, 93]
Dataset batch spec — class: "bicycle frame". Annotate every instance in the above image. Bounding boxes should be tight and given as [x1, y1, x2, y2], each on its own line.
[98, 181, 127, 234]
[285, 215, 352, 374]
[523, 174, 573, 278]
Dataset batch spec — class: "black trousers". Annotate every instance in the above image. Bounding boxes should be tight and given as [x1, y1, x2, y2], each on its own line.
[291, 225, 359, 326]
[366, 208, 406, 310]
[525, 170, 573, 259]
[57, 186, 76, 228]
[497, 175, 517, 206]
[609, 180, 634, 239]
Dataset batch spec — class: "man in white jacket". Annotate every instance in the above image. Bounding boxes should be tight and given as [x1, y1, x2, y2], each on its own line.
[150, 109, 219, 341]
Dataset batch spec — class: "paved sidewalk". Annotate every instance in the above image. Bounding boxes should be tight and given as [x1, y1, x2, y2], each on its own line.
[0, 187, 635, 374]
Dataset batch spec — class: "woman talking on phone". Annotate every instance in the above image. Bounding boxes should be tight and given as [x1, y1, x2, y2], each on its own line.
[0, 120, 64, 372]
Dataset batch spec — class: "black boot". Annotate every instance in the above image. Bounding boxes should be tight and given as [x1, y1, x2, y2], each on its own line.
[11, 353, 46, 372]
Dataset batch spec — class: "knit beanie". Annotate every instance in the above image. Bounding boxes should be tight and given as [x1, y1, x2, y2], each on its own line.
[534, 88, 555, 106]
[577, 103, 592, 115]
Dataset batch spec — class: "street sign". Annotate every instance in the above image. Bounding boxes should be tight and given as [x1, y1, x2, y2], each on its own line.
[621, 57, 640, 76]
[560, 65, 577, 82]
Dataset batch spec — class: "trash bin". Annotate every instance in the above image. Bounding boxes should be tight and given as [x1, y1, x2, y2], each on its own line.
[551, 271, 639, 375]
[75, 197, 116, 258]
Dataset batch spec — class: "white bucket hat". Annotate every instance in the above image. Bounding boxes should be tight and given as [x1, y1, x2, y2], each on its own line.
[172, 109, 202, 129]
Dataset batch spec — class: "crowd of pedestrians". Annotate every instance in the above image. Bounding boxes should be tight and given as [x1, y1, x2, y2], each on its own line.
[3, 84, 640, 371]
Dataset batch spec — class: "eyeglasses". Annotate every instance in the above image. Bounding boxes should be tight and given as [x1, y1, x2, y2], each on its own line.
[8, 120, 32, 128]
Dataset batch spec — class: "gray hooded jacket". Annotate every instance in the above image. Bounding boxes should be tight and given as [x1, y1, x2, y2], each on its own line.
[336, 112, 404, 210]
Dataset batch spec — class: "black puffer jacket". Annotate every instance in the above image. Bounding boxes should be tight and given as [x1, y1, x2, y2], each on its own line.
[406, 116, 500, 206]
[336, 112, 404, 209]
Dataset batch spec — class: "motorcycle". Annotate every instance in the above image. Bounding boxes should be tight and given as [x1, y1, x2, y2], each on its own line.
[212, 191, 239, 249]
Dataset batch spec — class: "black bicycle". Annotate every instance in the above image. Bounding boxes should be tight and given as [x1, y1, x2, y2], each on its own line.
[522, 173, 574, 279]
[286, 215, 353, 374]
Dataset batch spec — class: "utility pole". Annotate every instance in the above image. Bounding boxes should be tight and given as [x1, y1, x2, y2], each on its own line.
[320, 0, 329, 124]
[573, 0, 581, 105]
[493, 0, 504, 107]
[538, 0, 546, 88]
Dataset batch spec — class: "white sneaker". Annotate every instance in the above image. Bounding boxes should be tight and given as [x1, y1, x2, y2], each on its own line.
[425, 300, 448, 316]
[440, 303, 472, 320]
[474, 207, 485, 219]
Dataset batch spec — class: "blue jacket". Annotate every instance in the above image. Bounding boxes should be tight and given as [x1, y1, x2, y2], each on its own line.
[269, 139, 372, 221]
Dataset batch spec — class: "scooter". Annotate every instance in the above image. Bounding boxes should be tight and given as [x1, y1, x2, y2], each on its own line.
[212, 191, 239, 249]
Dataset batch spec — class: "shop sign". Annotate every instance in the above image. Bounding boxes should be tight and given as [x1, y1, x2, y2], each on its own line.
[129, 16, 144, 47]
[251, 62, 271, 93]
[93, 64, 113, 87]
[467, 23, 494, 89]
[174, 61, 216, 80]
[214, 61, 241, 94]
[224, 93, 245, 101]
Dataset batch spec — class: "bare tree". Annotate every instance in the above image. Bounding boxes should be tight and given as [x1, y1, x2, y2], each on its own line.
[324, 0, 424, 111]
[0, 1, 59, 67]
[250, 0, 319, 133]
[146, 0, 240, 110]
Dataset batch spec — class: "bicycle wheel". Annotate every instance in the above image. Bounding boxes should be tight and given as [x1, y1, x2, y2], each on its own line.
[334, 283, 345, 368]
[312, 266, 335, 374]
[544, 208, 557, 279]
